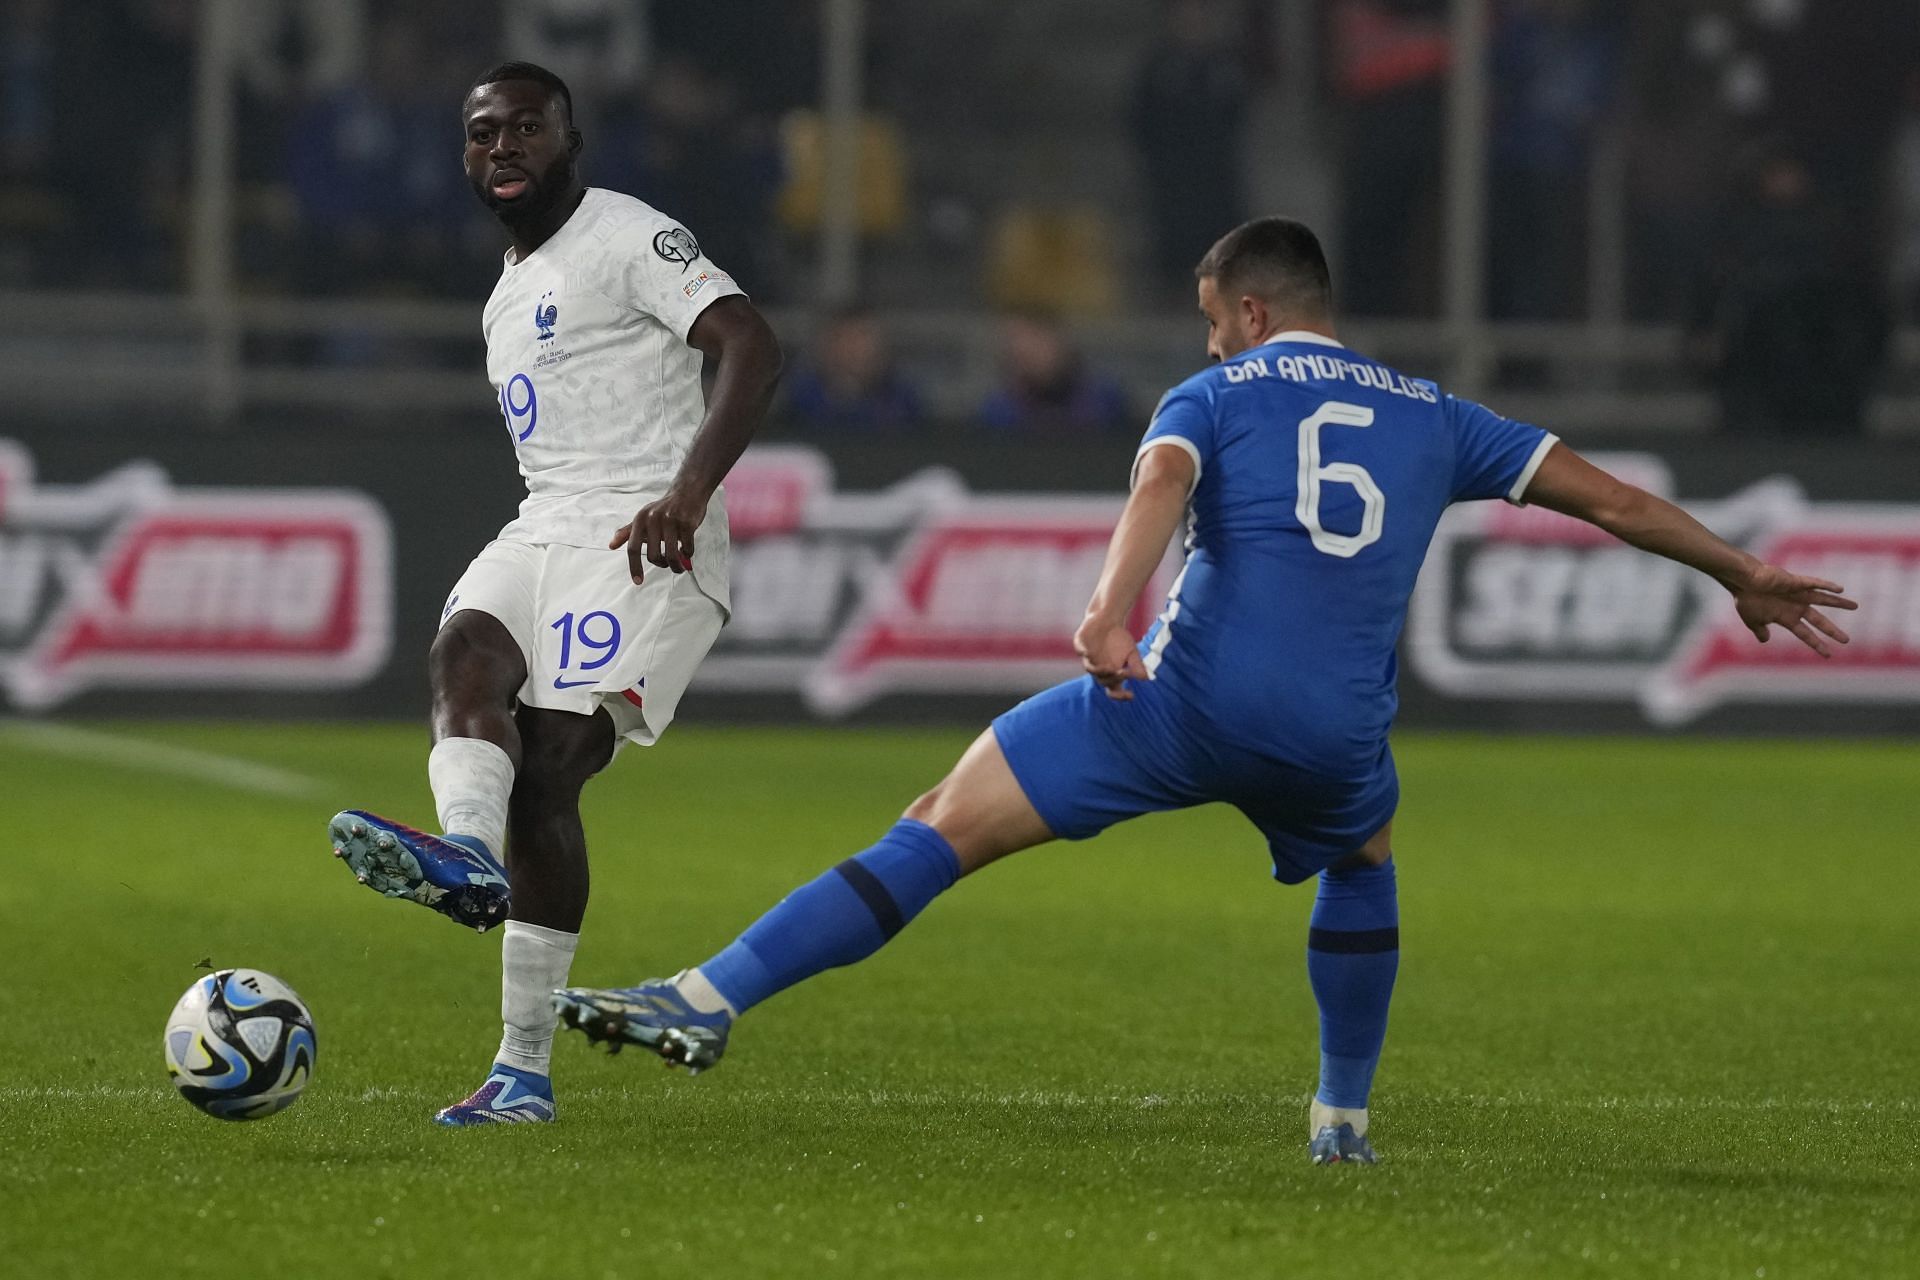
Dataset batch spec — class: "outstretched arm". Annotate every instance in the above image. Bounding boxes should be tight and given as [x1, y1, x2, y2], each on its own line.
[611, 296, 784, 582]
[1522, 442, 1857, 656]
[1074, 443, 1196, 699]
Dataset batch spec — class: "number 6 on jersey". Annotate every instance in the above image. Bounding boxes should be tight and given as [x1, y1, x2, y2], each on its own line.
[1296, 401, 1384, 558]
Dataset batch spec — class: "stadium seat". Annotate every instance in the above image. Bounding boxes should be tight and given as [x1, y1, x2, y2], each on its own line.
[985, 205, 1120, 316]
[776, 110, 909, 237]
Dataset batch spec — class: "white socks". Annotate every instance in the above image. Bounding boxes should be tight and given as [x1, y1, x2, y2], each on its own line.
[428, 739, 573, 1078]
[428, 737, 515, 857]
[497, 921, 579, 1075]
[1310, 1099, 1368, 1138]
[674, 967, 738, 1018]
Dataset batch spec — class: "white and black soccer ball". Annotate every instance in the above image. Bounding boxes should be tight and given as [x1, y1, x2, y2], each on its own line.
[163, 969, 317, 1121]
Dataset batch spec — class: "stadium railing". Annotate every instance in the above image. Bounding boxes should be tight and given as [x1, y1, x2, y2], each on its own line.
[3, 289, 1918, 436]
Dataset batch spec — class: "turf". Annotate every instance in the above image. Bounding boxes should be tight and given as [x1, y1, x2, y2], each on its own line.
[0, 723, 1913, 1278]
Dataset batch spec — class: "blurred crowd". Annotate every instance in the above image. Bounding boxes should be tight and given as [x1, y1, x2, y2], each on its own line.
[4, 0, 1919, 434]
[0, 0, 813, 296]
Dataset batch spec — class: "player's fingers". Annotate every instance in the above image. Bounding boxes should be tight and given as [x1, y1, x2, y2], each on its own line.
[609, 524, 633, 550]
[1121, 650, 1150, 681]
[1805, 607, 1850, 646]
[1806, 591, 1858, 611]
[1101, 682, 1134, 701]
[1747, 620, 1770, 644]
[1786, 618, 1831, 658]
[645, 515, 673, 568]
[625, 542, 645, 584]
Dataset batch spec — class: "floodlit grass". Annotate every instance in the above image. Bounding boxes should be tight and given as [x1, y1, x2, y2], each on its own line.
[1, 723, 1913, 1278]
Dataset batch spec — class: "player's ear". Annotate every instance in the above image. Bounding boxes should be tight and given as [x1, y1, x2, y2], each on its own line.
[1240, 293, 1268, 342]
[567, 128, 584, 154]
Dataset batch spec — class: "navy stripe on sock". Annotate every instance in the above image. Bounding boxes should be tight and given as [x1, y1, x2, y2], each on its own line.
[833, 858, 905, 939]
[1308, 926, 1400, 955]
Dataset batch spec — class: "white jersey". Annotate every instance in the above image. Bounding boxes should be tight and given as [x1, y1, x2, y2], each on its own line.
[482, 187, 745, 611]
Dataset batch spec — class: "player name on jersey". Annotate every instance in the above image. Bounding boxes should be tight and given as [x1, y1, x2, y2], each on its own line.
[1220, 351, 1439, 402]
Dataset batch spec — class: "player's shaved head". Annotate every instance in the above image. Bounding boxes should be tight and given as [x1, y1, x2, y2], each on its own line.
[468, 61, 574, 127]
[1196, 218, 1334, 320]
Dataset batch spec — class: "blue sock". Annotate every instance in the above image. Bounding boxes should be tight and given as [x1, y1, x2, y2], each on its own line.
[699, 819, 962, 1014]
[1306, 858, 1399, 1110]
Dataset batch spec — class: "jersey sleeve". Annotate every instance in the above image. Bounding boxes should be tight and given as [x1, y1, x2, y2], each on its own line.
[604, 211, 748, 343]
[1133, 384, 1216, 495]
[1445, 395, 1559, 505]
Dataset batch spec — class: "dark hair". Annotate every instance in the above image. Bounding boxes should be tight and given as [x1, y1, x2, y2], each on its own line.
[469, 61, 574, 124]
[1195, 218, 1334, 316]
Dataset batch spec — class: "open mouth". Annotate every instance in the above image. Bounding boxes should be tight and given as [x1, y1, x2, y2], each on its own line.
[490, 170, 531, 200]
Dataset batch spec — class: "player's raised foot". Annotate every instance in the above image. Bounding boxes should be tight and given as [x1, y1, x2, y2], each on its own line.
[432, 1063, 555, 1126]
[551, 976, 731, 1074]
[1309, 1122, 1378, 1165]
[327, 809, 511, 932]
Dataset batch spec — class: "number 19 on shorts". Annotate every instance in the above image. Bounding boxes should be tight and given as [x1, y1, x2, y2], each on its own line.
[549, 610, 621, 689]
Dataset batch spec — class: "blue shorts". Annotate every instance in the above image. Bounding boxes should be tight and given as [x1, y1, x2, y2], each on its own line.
[991, 675, 1398, 883]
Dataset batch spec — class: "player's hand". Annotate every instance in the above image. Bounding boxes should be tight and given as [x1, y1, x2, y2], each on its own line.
[1727, 562, 1857, 658]
[610, 487, 707, 583]
[1074, 617, 1149, 701]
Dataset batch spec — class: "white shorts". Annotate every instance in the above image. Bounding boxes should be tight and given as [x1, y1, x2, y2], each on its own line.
[441, 539, 727, 747]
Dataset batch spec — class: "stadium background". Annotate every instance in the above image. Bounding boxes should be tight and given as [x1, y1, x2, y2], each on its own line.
[3, 0, 1918, 733]
[1, 5, 1916, 1278]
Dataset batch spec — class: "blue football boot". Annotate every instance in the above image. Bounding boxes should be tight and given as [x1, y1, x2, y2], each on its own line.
[433, 1063, 555, 1126]
[328, 809, 511, 932]
[551, 977, 731, 1074]
[1308, 1122, 1378, 1165]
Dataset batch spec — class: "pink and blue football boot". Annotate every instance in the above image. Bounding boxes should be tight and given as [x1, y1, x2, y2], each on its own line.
[433, 1063, 556, 1126]
[328, 810, 511, 932]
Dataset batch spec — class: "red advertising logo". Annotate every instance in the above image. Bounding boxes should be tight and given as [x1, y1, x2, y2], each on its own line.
[1, 441, 392, 709]
[707, 448, 1174, 714]
[1408, 453, 1920, 724]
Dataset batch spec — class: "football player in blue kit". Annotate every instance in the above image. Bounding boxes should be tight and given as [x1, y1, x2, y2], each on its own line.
[554, 218, 1855, 1163]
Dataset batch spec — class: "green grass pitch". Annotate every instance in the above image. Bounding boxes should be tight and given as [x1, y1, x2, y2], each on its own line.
[0, 722, 1913, 1278]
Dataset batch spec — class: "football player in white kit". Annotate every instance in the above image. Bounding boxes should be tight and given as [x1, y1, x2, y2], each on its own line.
[326, 62, 782, 1125]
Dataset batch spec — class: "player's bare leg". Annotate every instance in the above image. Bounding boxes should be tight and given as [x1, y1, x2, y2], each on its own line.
[1307, 819, 1397, 1166]
[435, 704, 613, 1127]
[555, 728, 1055, 1068]
[329, 610, 525, 931]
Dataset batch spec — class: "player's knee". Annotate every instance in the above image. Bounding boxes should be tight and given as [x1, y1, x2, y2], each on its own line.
[516, 711, 614, 793]
[429, 616, 521, 703]
[902, 780, 946, 827]
[1353, 842, 1393, 868]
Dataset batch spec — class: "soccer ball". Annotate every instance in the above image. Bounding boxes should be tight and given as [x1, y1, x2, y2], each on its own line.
[163, 969, 317, 1120]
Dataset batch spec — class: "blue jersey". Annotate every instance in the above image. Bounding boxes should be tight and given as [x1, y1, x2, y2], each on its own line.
[1136, 332, 1555, 777]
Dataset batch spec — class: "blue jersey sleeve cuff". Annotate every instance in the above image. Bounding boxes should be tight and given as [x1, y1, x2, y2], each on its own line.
[1505, 433, 1560, 505]
[1133, 436, 1203, 496]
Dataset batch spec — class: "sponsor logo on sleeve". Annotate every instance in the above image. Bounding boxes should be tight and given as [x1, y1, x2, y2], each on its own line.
[1406, 453, 1920, 724]
[0, 441, 392, 709]
[681, 269, 731, 301]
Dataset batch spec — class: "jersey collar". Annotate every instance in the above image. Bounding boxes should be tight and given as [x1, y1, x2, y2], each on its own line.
[1256, 329, 1345, 349]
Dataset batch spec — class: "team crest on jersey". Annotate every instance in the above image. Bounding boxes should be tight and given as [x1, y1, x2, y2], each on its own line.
[653, 227, 701, 271]
[534, 294, 558, 341]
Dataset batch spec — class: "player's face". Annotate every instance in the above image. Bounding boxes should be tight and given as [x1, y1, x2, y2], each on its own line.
[463, 81, 578, 218]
